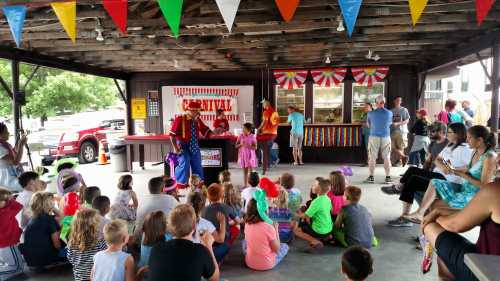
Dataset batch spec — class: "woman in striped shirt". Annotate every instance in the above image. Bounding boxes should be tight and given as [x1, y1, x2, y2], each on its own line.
[67, 209, 107, 281]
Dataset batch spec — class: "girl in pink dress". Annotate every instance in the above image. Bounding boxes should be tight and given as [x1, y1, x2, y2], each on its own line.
[236, 123, 257, 187]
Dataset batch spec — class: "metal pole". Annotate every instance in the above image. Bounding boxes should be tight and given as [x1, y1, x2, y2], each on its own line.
[12, 60, 20, 143]
[491, 43, 500, 134]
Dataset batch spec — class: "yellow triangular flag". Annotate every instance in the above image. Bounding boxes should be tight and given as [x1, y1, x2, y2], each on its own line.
[51, 1, 76, 43]
[408, 0, 428, 26]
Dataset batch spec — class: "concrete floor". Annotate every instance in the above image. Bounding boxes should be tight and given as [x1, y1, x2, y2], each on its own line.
[12, 161, 464, 281]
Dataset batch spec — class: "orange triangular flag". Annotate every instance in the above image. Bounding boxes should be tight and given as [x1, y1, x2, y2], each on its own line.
[275, 0, 300, 22]
[51, 1, 76, 43]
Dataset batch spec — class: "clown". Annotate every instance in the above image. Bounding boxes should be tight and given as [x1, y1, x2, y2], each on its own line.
[170, 101, 212, 189]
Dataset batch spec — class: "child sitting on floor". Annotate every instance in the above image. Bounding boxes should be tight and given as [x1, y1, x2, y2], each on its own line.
[82, 186, 101, 209]
[241, 171, 259, 213]
[218, 170, 232, 185]
[16, 171, 47, 231]
[22, 191, 66, 271]
[92, 219, 135, 281]
[294, 177, 333, 251]
[138, 211, 172, 268]
[67, 208, 107, 281]
[243, 195, 288, 271]
[223, 182, 242, 244]
[334, 186, 375, 249]
[279, 172, 302, 216]
[299, 177, 321, 214]
[189, 174, 207, 197]
[328, 171, 347, 221]
[0, 187, 24, 280]
[188, 192, 225, 245]
[201, 183, 237, 263]
[341, 246, 374, 281]
[92, 196, 111, 240]
[268, 188, 294, 243]
[110, 175, 138, 223]
[163, 178, 180, 202]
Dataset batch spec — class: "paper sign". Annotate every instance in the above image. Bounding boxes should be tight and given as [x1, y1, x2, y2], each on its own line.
[201, 148, 222, 167]
[131, 98, 147, 119]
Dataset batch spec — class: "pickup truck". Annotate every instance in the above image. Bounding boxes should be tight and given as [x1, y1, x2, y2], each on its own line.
[41, 119, 125, 165]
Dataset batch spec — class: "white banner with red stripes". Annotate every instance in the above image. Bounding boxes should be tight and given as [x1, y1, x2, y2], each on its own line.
[351, 66, 389, 87]
[162, 85, 254, 132]
[311, 68, 347, 87]
[273, 69, 308, 89]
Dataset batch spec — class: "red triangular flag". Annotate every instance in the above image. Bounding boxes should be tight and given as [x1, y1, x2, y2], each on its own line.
[476, 0, 496, 26]
[103, 0, 128, 34]
[274, 0, 300, 22]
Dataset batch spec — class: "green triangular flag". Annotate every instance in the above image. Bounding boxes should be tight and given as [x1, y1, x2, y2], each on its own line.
[157, 0, 183, 38]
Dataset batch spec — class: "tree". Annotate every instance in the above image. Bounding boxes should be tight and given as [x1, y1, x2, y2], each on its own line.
[0, 59, 117, 125]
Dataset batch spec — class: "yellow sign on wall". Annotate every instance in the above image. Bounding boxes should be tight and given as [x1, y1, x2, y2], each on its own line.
[131, 98, 146, 120]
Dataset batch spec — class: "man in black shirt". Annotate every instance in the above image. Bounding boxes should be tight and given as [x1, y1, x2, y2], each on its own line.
[147, 204, 220, 281]
[382, 122, 449, 227]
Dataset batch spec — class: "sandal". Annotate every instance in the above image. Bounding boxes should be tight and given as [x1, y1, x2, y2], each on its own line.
[419, 235, 433, 274]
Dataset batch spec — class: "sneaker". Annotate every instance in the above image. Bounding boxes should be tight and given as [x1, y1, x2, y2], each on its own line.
[385, 176, 393, 184]
[381, 185, 401, 195]
[388, 217, 413, 227]
[364, 176, 375, 184]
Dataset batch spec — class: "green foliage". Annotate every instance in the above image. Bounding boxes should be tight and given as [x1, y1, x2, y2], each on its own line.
[0, 59, 117, 120]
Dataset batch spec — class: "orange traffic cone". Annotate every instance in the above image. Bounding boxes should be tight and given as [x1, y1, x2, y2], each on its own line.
[97, 140, 109, 165]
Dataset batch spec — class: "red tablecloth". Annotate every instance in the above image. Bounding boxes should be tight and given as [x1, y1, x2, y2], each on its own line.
[124, 134, 277, 142]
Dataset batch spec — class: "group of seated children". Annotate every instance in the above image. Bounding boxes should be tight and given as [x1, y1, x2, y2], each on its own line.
[0, 165, 376, 281]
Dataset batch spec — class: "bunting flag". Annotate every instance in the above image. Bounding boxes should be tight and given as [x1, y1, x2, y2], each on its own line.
[51, 1, 76, 43]
[338, 0, 363, 37]
[274, 0, 300, 22]
[2, 5, 27, 47]
[311, 68, 347, 87]
[103, 0, 128, 34]
[476, 0, 495, 26]
[351, 66, 389, 87]
[158, 0, 184, 38]
[273, 70, 308, 90]
[215, 0, 241, 32]
[408, 0, 428, 25]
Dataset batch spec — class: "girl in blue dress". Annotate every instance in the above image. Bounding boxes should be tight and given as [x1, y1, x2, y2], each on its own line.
[405, 125, 497, 223]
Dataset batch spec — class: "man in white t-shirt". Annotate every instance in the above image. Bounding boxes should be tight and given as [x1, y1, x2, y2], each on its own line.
[135, 177, 179, 238]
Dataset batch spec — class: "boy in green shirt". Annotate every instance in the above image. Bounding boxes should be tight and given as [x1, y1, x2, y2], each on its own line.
[294, 177, 333, 251]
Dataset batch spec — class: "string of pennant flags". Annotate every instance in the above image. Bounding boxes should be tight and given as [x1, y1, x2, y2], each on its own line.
[0, 0, 496, 47]
[273, 67, 389, 89]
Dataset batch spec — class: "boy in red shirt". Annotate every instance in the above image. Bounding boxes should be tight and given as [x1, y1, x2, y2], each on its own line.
[0, 187, 24, 280]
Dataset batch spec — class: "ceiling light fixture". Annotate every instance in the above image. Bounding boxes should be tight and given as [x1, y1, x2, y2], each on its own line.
[365, 50, 381, 61]
[95, 18, 104, 42]
[336, 16, 345, 32]
[173, 59, 180, 68]
[325, 55, 332, 64]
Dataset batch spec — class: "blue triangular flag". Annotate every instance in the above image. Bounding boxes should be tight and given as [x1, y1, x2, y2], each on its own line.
[2, 5, 27, 47]
[338, 0, 363, 37]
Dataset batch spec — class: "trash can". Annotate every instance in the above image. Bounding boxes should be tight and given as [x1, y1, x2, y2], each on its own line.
[109, 139, 127, 172]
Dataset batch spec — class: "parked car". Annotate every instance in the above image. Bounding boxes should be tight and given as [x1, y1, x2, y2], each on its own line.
[41, 119, 125, 165]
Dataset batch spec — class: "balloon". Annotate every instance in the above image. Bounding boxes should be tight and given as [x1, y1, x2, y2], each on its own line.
[259, 177, 279, 198]
[63, 192, 80, 216]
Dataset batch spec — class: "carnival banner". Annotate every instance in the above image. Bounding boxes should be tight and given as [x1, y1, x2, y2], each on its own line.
[275, 0, 300, 22]
[216, 0, 241, 32]
[338, 0, 363, 37]
[158, 0, 183, 38]
[51, 1, 76, 43]
[2, 5, 27, 47]
[408, 0, 428, 25]
[104, 0, 128, 34]
[311, 68, 347, 87]
[351, 66, 389, 87]
[273, 70, 308, 90]
[476, 0, 495, 26]
[162, 85, 254, 132]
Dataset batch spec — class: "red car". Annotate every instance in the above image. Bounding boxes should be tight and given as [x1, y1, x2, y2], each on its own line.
[41, 119, 124, 165]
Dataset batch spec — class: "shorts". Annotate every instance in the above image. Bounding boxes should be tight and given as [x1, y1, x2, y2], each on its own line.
[368, 136, 391, 161]
[290, 134, 304, 148]
[391, 131, 406, 150]
[435, 231, 478, 281]
[298, 220, 330, 240]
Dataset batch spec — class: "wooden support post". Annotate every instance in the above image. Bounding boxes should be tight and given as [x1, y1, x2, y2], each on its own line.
[12, 60, 20, 143]
[491, 43, 500, 134]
